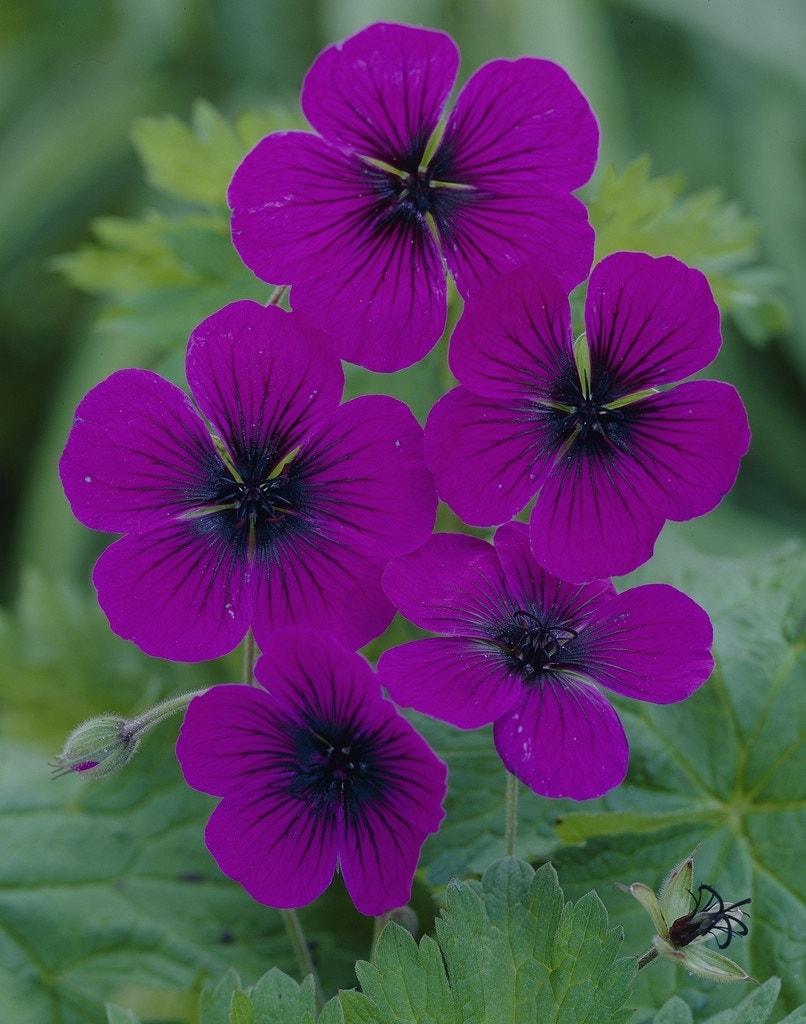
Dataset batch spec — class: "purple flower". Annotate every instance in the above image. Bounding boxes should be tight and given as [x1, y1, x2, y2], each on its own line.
[229, 21, 598, 372]
[425, 252, 751, 583]
[59, 300, 436, 661]
[378, 523, 714, 800]
[176, 629, 447, 915]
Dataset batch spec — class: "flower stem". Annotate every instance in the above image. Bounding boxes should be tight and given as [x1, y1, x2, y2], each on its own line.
[370, 912, 389, 964]
[242, 629, 257, 685]
[281, 908, 326, 1010]
[504, 770, 518, 857]
[267, 284, 289, 306]
[128, 689, 208, 740]
[637, 946, 659, 970]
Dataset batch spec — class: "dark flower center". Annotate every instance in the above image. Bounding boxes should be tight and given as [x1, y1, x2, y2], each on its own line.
[498, 609, 579, 677]
[396, 168, 436, 217]
[363, 136, 471, 238]
[563, 397, 626, 444]
[290, 719, 383, 819]
[192, 446, 308, 559]
[543, 361, 633, 459]
[217, 474, 296, 530]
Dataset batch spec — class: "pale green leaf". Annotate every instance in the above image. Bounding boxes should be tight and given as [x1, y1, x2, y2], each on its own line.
[230, 989, 256, 1024]
[704, 977, 781, 1023]
[130, 99, 302, 209]
[201, 971, 242, 1024]
[251, 969, 317, 1022]
[586, 156, 788, 342]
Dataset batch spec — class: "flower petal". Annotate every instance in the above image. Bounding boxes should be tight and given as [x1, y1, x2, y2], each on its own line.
[528, 445, 665, 583]
[253, 632, 446, 916]
[445, 57, 598, 193]
[425, 387, 548, 527]
[623, 381, 751, 522]
[493, 677, 629, 799]
[186, 301, 343, 458]
[252, 536, 394, 651]
[379, 637, 521, 729]
[585, 252, 722, 392]
[229, 132, 448, 371]
[301, 22, 459, 164]
[447, 260, 574, 403]
[177, 685, 276, 796]
[493, 521, 616, 622]
[205, 786, 338, 911]
[176, 679, 340, 910]
[59, 369, 218, 534]
[582, 583, 714, 703]
[301, 395, 437, 560]
[441, 192, 594, 298]
[92, 521, 251, 662]
[382, 532, 503, 635]
[437, 58, 597, 293]
[338, 709, 447, 916]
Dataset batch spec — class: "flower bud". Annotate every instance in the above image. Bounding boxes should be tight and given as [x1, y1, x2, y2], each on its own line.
[51, 714, 140, 779]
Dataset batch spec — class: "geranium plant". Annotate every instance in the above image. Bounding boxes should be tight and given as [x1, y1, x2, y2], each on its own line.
[27, 17, 804, 1024]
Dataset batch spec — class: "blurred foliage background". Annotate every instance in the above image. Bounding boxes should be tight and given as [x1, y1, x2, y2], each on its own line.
[1, 0, 805, 606]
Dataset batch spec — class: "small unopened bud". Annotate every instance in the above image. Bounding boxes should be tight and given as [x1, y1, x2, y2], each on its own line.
[50, 714, 139, 779]
[51, 689, 208, 781]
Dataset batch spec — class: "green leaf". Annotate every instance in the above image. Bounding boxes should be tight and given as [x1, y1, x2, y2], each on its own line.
[250, 969, 317, 1022]
[130, 99, 303, 209]
[703, 977, 781, 1023]
[548, 530, 806, 1019]
[653, 996, 693, 1024]
[585, 156, 789, 343]
[201, 971, 242, 1024]
[230, 989, 256, 1024]
[340, 859, 635, 1024]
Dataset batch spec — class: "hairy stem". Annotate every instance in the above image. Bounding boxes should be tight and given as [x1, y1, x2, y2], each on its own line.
[637, 946, 659, 970]
[504, 771, 518, 857]
[282, 909, 326, 1010]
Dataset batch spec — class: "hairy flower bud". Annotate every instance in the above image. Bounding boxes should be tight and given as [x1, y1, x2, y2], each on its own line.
[51, 714, 140, 779]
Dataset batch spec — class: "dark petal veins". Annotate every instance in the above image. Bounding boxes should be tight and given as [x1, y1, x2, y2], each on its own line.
[584, 253, 722, 393]
[93, 521, 251, 662]
[186, 300, 343, 470]
[300, 22, 459, 166]
[447, 261, 575, 404]
[379, 635, 525, 729]
[59, 368, 225, 535]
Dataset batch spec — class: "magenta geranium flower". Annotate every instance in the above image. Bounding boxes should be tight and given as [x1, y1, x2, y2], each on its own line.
[378, 524, 714, 800]
[229, 21, 598, 372]
[176, 629, 447, 915]
[59, 300, 436, 661]
[425, 251, 751, 582]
